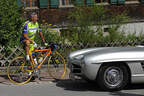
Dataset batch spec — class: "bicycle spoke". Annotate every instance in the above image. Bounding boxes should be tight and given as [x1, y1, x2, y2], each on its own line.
[7, 57, 33, 85]
[48, 51, 66, 79]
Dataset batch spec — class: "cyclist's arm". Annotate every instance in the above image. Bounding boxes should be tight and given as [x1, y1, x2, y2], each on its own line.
[39, 32, 45, 43]
[24, 33, 33, 43]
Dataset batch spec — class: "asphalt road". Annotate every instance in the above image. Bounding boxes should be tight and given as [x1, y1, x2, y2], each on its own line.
[0, 79, 144, 96]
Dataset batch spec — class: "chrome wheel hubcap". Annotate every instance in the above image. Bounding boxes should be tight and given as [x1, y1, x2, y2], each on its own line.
[104, 67, 123, 87]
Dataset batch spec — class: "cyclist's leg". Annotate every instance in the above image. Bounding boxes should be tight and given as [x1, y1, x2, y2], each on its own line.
[28, 42, 39, 80]
[24, 40, 31, 61]
[23, 40, 34, 78]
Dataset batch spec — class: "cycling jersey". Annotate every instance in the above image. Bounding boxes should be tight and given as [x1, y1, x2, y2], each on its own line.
[20, 21, 42, 42]
[20, 21, 42, 51]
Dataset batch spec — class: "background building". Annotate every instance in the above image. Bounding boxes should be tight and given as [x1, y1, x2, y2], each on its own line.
[17, 0, 144, 34]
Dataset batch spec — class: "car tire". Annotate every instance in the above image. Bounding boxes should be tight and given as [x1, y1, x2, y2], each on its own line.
[97, 63, 129, 91]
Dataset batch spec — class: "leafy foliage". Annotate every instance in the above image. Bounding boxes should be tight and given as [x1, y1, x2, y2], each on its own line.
[35, 24, 62, 45]
[64, 4, 144, 44]
[0, 0, 24, 47]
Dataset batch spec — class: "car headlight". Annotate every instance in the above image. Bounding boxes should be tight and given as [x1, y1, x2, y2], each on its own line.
[81, 57, 85, 65]
[74, 55, 84, 60]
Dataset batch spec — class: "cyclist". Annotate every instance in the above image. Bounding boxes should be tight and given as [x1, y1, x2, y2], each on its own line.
[20, 12, 47, 61]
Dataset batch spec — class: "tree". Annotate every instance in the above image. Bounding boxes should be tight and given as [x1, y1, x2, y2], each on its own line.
[0, 0, 24, 47]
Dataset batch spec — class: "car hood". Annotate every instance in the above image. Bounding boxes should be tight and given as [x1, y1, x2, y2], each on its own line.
[69, 46, 144, 63]
[68, 47, 112, 59]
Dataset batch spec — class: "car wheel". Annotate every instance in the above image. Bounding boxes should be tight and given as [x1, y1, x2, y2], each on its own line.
[97, 63, 129, 91]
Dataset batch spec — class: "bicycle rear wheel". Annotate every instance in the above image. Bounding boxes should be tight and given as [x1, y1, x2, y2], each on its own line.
[7, 56, 34, 85]
[48, 51, 66, 80]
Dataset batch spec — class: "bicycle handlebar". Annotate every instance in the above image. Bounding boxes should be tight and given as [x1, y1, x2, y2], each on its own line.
[49, 43, 57, 50]
[33, 42, 57, 51]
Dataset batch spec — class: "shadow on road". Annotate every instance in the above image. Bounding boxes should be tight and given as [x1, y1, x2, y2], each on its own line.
[55, 79, 144, 92]
[55, 79, 104, 92]
[56, 79, 144, 95]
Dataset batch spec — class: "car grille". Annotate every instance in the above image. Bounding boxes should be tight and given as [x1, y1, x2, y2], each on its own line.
[70, 64, 82, 76]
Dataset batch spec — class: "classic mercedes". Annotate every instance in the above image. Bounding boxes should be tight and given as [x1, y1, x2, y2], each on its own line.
[67, 45, 144, 91]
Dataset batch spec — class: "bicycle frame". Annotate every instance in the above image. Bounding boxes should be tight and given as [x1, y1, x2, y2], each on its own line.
[29, 48, 53, 70]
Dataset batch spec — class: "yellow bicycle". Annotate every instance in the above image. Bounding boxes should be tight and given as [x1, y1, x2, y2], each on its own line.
[7, 44, 66, 85]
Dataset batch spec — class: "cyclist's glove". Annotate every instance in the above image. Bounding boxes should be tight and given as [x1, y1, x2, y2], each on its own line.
[44, 43, 48, 46]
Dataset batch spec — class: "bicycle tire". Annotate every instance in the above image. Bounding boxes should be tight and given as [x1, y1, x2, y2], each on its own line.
[7, 56, 34, 85]
[48, 51, 66, 80]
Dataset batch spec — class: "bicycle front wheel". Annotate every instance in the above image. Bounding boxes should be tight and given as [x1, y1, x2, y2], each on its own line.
[48, 51, 66, 80]
[7, 56, 34, 85]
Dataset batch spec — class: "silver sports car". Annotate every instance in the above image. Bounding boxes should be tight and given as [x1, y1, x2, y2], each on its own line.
[67, 45, 144, 91]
